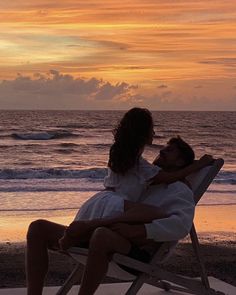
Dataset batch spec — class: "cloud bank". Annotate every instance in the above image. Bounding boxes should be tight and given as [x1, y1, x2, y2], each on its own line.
[0, 71, 136, 109]
[0, 71, 235, 110]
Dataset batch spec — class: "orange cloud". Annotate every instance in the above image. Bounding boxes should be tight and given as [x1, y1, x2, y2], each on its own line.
[0, 1, 236, 109]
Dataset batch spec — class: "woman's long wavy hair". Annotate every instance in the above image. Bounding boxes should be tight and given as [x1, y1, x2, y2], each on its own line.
[108, 107, 154, 174]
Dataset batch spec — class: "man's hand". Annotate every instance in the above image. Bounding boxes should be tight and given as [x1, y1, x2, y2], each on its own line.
[109, 223, 147, 245]
[198, 154, 214, 168]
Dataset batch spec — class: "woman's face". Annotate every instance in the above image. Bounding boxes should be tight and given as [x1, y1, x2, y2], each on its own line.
[146, 126, 155, 145]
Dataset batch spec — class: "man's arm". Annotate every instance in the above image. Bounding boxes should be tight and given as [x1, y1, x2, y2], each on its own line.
[144, 189, 195, 242]
[66, 201, 167, 238]
[151, 154, 214, 185]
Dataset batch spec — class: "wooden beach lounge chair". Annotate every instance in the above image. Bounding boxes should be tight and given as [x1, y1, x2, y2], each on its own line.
[56, 158, 225, 295]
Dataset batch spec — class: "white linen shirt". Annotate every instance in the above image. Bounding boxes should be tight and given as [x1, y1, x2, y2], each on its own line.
[142, 181, 195, 242]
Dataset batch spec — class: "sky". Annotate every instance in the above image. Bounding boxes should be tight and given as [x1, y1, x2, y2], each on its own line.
[0, 0, 236, 110]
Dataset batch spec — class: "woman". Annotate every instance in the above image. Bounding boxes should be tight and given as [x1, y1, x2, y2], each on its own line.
[59, 107, 163, 249]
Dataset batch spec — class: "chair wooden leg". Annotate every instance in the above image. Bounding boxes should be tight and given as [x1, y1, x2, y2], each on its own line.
[56, 263, 83, 295]
[125, 274, 148, 295]
[190, 225, 210, 290]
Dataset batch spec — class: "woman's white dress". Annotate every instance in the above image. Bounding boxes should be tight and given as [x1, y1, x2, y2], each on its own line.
[74, 157, 160, 221]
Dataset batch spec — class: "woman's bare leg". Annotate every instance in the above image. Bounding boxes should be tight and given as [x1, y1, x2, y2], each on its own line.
[26, 219, 66, 295]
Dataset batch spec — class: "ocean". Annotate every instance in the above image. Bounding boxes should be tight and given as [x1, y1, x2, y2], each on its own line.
[0, 110, 235, 220]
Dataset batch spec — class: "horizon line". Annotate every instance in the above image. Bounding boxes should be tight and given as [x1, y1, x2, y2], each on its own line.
[0, 109, 235, 112]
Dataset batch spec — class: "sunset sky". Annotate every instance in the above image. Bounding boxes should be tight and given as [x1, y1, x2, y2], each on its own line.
[0, 0, 236, 110]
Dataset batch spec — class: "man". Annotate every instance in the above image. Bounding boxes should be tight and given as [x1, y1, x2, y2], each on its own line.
[26, 137, 213, 295]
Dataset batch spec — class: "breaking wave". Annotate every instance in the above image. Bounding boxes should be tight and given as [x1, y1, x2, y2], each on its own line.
[12, 131, 78, 140]
[0, 167, 107, 179]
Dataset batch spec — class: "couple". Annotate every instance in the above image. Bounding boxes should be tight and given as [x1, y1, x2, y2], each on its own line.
[26, 108, 213, 295]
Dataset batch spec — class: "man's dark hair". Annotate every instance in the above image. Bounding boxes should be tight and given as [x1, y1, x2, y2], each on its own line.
[168, 136, 195, 167]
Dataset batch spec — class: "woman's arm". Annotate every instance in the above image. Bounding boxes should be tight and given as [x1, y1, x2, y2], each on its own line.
[66, 201, 167, 238]
[151, 154, 214, 185]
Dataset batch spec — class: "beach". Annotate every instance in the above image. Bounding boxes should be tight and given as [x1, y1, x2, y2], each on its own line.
[0, 205, 235, 288]
[0, 110, 235, 289]
[1, 233, 235, 288]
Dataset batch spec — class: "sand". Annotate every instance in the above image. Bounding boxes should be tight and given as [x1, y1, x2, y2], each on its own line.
[0, 232, 235, 289]
[0, 205, 235, 288]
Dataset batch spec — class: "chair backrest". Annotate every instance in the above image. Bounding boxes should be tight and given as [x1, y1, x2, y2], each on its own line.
[186, 158, 224, 204]
[152, 158, 224, 264]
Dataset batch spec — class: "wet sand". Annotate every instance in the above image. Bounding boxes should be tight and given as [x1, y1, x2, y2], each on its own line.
[0, 205, 235, 243]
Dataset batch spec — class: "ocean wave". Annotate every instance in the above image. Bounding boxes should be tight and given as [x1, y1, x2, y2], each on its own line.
[198, 203, 236, 207]
[0, 186, 101, 192]
[92, 143, 111, 149]
[214, 179, 236, 185]
[0, 167, 235, 185]
[207, 189, 236, 194]
[0, 134, 12, 139]
[0, 167, 107, 179]
[200, 124, 214, 128]
[148, 144, 164, 149]
[54, 149, 76, 154]
[1, 202, 236, 212]
[215, 170, 236, 185]
[161, 129, 181, 133]
[56, 123, 98, 128]
[153, 135, 165, 139]
[0, 207, 80, 212]
[59, 143, 79, 148]
[12, 131, 78, 140]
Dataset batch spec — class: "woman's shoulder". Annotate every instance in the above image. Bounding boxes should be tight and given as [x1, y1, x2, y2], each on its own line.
[103, 168, 120, 187]
[137, 157, 161, 180]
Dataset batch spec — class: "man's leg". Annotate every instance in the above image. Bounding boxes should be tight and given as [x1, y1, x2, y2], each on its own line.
[78, 227, 132, 295]
[26, 219, 66, 295]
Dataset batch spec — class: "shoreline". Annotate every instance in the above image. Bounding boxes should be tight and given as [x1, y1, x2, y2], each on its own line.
[0, 231, 235, 288]
[1, 204, 236, 243]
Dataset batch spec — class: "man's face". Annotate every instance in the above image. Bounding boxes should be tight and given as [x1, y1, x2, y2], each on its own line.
[155, 143, 185, 169]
